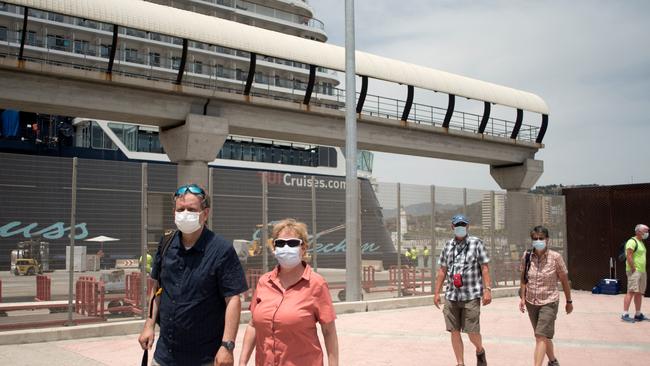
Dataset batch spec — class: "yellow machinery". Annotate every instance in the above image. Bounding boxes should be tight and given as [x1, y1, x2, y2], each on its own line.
[13, 258, 43, 276]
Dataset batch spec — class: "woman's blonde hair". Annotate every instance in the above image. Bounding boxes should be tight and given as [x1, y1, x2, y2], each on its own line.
[271, 218, 310, 249]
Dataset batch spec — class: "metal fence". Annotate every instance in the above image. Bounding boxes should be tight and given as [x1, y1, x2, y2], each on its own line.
[0, 152, 567, 331]
[563, 183, 650, 295]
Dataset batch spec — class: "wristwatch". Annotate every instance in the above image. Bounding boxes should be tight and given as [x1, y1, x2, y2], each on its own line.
[485, 287, 492, 292]
[221, 340, 235, 351]
[566, 300, 573, 304]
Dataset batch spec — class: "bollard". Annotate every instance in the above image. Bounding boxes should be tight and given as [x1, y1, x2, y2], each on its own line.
[75, 276, 103, 317]
[362, 266, 375, 289]
[388, 265, 397, 287]
[36, 275, 51, 301]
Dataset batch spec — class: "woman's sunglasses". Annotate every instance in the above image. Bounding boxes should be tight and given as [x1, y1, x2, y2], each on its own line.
[273, 238, 303, 248]
[175, 184, 205, 197]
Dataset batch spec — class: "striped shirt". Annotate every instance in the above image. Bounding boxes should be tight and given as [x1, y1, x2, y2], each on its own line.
[520, 249, 567, 305]
[438, 236, 490, 301]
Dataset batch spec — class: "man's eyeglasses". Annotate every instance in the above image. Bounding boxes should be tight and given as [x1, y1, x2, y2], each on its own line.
[273, 238, 303, 248]
[531, 236, 546, 241]
[175, 184, 205, 197]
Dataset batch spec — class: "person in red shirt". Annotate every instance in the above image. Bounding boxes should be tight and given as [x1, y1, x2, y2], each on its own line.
[238, 219, 339, 366]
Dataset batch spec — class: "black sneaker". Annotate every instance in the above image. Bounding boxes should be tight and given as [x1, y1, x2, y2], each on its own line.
[548, 359, 560, 366]
[476, 349, 487, 366]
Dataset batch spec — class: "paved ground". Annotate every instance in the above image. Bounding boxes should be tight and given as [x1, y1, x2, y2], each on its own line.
[0, 291, 648, 365]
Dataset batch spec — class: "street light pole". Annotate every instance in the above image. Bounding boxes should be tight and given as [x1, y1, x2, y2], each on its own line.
[344, 0, 361, 302]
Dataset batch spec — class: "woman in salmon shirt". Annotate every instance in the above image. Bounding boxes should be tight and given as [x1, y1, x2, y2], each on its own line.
[238, 218, 339, 366]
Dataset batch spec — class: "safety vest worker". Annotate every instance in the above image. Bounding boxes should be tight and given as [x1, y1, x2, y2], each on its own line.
[139, 253, 153, 274]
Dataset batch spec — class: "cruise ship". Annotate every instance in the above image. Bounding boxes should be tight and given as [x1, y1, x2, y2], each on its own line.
[0, 0, 392, 270]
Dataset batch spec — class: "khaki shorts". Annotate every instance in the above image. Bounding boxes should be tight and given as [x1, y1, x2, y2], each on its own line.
[627, 271, 647, 293]
[443, 298, 481, 333]
[152, 358, 212, 366]
[526, 301, 559, 339]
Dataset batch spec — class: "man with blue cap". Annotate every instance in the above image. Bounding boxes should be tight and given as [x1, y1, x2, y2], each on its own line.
[434, 214, 492, 366]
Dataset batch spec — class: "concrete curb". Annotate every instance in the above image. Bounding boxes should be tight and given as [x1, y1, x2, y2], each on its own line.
[0, 287, 519, 345]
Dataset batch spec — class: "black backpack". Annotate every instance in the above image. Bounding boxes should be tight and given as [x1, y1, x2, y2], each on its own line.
[143, 229, 176, 366]
[523, 249, 533, 284]
[148, 229, 177, 322]
[617, 237, 638, 262]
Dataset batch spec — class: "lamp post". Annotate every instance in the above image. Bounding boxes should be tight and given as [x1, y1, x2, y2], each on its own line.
[344, 0, 361, 302]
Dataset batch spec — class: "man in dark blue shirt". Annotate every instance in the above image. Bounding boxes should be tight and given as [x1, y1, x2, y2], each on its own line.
[139, 184, 248, 366]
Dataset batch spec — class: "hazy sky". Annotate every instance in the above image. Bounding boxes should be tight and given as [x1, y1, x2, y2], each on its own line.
[309, 0, 650, 190]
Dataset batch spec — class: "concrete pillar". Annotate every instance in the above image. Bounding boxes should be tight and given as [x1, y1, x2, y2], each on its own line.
[159, 114, 229, 188]
[490, 159, 543, 193]
[490, 159, 543, 281]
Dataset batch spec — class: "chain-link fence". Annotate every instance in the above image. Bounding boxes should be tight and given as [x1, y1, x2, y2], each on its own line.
[0, 152, 567, 331]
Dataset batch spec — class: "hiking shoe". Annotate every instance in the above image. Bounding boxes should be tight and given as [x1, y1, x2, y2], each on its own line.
[622, 314, 636, 323]
[634, 313, 649, 321]
[548, 359, 560, 366]
[476, 349, 487, 366]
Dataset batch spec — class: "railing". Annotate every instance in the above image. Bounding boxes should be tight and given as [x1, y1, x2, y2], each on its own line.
[202, 0, 326, 31]
[0, 5, 335, 77]
[0, 26, 540, 143]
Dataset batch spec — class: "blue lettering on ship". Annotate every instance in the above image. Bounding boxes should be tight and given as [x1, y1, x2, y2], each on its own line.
[0, 221, 89, 240]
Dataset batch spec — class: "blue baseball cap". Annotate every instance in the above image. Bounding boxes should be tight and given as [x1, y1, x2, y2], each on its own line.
[451, 214, 469, 225]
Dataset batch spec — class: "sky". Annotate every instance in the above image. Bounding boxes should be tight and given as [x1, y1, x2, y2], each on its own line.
[309, 0, 650, 190]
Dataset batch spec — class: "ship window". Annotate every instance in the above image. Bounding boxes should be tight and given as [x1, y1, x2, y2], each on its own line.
[194, 61, 203, 74]
[221, 142, 230, 159]
[125, 48, 140, 63]
[171, 56, 181, 70]
[242, 144, 253, 161]
[261, 146, 272, 163]
[231, 143, 242, 160]
[74, 39, 89, 55]
[47, 12, 64, 23]
[90, 122, 116, 150]
[149, 52, 161, 67]
[0, 27, 6, 42]
[281, 149, 290, 164]
[123, 125, 138, 151]
[47, 34, 67, 51]
[26, 31, 37, 46]
[100, 44, 111, 58]
[138, 130, 162, 153]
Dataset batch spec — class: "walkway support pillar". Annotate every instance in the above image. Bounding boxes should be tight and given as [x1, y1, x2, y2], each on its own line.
[159, 114, 229, 188]
[490, 159, 543, 193]
[491, 159, 544, 264]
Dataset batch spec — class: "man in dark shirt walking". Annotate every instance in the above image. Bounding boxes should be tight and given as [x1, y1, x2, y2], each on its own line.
[139, 184, 248, 366]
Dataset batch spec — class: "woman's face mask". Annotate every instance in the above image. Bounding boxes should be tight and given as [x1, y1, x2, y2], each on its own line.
[532, 239, 547, 251]
[274, 245, 302, 269]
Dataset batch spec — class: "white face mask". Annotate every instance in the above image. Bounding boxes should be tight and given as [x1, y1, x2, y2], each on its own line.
[274, 245, 302, 269]
[174, 210, 202, 234]
[643, 232, 649, 240]
[454, 226, 467, 238]
[532, 240, 547, 251]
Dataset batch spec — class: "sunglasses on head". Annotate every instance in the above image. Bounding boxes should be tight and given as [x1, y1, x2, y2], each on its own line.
[175, 184, 205, 197]
[273, 238, 303, 248]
